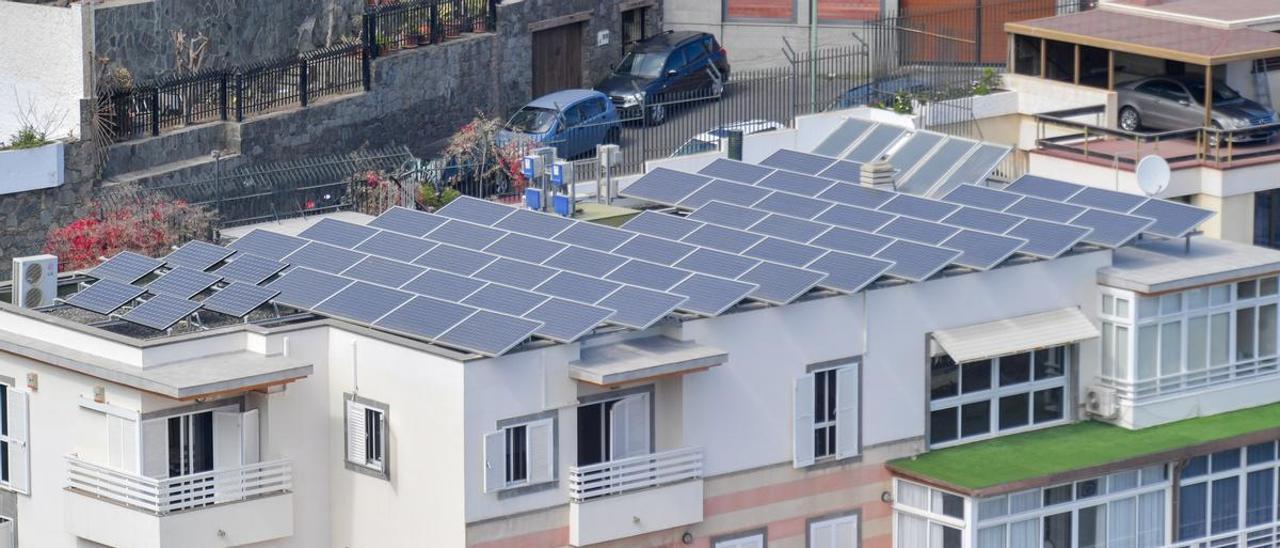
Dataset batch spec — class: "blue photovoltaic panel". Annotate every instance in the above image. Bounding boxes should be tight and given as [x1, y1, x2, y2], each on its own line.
[687, 201, 769, 229]
[682, 223, 764, 253]
[1004, 196, 1087, 224]
[145, 266, 221, 299]
[898, 138, 978, 195]
[614, 234, 697, 265]
[1067, 187, 1148, 213]
[1129, 200, 1214, 238]
[485, 233, 568, 263]
[760, 149, 835, 175]
[89, 251, 165, 283]
[265, 267, 352, 309]
[757, 170, 837, 197]
[876, 216, 959, 245]
[605, 260, 691, 291]
[283, 241, 367, 274]
[679, 179, 772, 209]
[524, 298, 614, 342]
[425, 219, 507, 249]
[354, 230, 438, 262]
[940, 230, 1027, 270]
[813, 203, 895, 232]
[669, 274, 757, 316]
[811, 226, 894, 255]
[402, 269, 486, 301]
[597, 286, 684, 329]
[621, 167, 711, 205]
[553, 221, 634, 251]
[164, 240, 234, 271]
[368, 206, 448, 236]
[120, 294, 202, 331]
[343, 256, 427, 287]
[674, 248, 761, 279]
[874, 240, 961, 282]
[65, 279, 145, 315]
[435, 196, 517, 225]
[462, 284, 548, 315]
[374, 295, 477, 340]
[201, 282, 279, 317]
[750, 214, 829, 242]
[213, 254, 287, 285]
[412, 244, 497, 275]
[314, 282, 413, 324]
[620, 211, 701, 240]
[753, 192, 831, 219]
[813, 118, 875, 156]
[888, 131, 946, 173]
[297, 218, 377, 248]
[817, 161, 865, 184]
[942, 184, 1023, 211]
[817, 182, 895, 209]
[936, 144, 1009, 196]
[227, 230, 309, 261]
[845, 124, 907, 163]
[473, 258, 558, 289]
[806, 252, 893, 293]
[698, 158, 774, 183]
[743, 238, 826, 267]
[436, 310, 542, 356]
[535, 271, 622, 303]
[494, 208, 575, 238]
[737, 262, 824, 304]
[1069, 209, 1154, 247]
[1004, 175, 1085, 201]
[942, 206, 1024, 234]
[877, 194, 959, 221]
[543, 245, 629, 277]
[1007, 219, 1091, 258]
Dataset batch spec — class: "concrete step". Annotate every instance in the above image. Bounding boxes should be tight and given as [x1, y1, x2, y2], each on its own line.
[103, 122, 240, 178]
[103, 152, 245, 189]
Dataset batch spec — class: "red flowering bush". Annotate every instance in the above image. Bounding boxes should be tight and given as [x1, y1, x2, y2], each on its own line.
[348, 170, 411, 216]
[43, 197, 217, 272]
[441, 116, 528, 196]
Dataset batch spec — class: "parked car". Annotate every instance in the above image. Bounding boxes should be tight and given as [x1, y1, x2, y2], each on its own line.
[1116, 76, 1277, 142]
[496, 89, 621, 160]
[595, 30, 730, 126]
[670, 120, 786, 157]
[827, 75, 932, 111]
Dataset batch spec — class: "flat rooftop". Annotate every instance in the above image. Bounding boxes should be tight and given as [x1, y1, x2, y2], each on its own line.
[1105, 0, 1280, 28]
[1099, 236, 1280, 294]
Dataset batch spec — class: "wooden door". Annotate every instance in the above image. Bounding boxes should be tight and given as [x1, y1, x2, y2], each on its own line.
[532, 23, 584, 97]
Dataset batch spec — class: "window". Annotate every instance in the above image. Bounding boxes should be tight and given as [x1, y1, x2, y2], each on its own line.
[725, 0, 796, 22]
[483, 416, 554, 493]
[1013, 35, 1041, 76]
[715, 531, 766, 548]
[0, 384, 28, 493]
[810, 513, 859, 548]
[577, 392, 650, 467]
[977, 470, 1167, 548]
[794, 361, 859, 467]
[345, 395, 388, 478]
[895, 481, 964, 548]
[1177, 442, 1280, 542]
[929, 347, 1069, 447]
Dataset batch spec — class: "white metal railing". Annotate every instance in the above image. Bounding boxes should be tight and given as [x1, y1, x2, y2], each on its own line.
[66, 455, 292, 515]
[1098, 356, 1280, 402]
[1172, 522, 1280, 548]
[567, 446, 702, 503]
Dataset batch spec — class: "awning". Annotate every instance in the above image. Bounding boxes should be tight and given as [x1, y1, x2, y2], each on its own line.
[570, 337, 727, 386]
[931, 307, 1098, 364]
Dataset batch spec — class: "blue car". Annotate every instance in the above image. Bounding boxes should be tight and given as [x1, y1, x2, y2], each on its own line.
[594, 31, 730, 125]
[497, 89, 621, 160]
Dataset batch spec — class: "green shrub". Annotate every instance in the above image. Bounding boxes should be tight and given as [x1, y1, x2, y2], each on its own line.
[2, 126, 51, 151]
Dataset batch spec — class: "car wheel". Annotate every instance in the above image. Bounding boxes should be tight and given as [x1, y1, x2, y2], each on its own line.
[646, 104, 666, 126]
[605, 126, 621, 145]
[1119, 107, 1141, 132]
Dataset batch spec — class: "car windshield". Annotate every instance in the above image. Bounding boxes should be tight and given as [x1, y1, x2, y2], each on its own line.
[1184, 81, 1242, 104]
[616, 51, 667, 79]
[506, 107, 557, 133]
[673, 139, 718, 157]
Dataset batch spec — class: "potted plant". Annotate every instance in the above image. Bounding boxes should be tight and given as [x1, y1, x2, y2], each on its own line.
[418, 23, 433, 45]
[441, 3, 461, 38]
[403, 23, 420, 48]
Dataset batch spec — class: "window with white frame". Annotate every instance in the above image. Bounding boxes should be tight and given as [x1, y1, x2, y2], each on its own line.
[714, 530, 766, 548]
[1176, 441, 1280, 543]
[895, 480, 966, 548]
[0, 383, 30, 494]
[810, 512, 859, 548]
[794, 360, 860, 468]
[974, 465, 1167, 548]
[345, 395, 388, 478]
[929, 346, 1068, 447]
[483, 416, 554, 493]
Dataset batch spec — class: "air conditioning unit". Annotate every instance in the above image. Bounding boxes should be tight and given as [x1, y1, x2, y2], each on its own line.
[1084, 385, 1119, 419]
[12, 255, 58, 309]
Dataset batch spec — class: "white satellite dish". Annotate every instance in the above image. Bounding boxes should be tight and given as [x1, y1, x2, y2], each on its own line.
[1135, 155, 1170, 197]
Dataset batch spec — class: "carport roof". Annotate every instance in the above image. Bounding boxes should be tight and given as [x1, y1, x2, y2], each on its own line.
[1006, 9, 1280, 65]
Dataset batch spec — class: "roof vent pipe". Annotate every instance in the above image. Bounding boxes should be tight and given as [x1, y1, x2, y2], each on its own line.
[860, 159, 897, 190]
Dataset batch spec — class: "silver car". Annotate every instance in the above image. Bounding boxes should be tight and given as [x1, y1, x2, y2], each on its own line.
[1116, 76, 1276, 142]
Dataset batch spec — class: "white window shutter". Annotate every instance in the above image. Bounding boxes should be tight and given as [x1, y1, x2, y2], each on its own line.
[212, 411, 244, 470]
[835, 364, 860, 459]
[793, 373, 816, 468]
[810, 520, 835, 548]
[345, 399, 367, 466]
[242, 409, 260, 464]
[4, 391, 28, 493]
[609, 393, 650, 460]
[140, 418, 168, 479]
[527, 418, 554, 484]
[483, 430, 505, 493]
[107, 415, 138, 473]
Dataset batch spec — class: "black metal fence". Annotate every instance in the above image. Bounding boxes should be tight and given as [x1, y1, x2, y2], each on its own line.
[363, 0, 498, 58]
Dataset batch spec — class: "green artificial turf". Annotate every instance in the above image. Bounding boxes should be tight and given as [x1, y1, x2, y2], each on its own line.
[889, 402, 1280, 491]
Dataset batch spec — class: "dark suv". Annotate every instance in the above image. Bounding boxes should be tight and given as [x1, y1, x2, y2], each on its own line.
[595, 31, 730, 125]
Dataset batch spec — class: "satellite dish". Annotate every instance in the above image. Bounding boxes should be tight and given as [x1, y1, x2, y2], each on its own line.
[1136, 155, 1170, 197]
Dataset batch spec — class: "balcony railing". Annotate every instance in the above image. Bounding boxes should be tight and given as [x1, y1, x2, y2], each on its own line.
[1172, 522, 1280, 548]
[1098, 355, 1280, 402]
[66, 455, 292, 515]
[567, 446, 703, 503]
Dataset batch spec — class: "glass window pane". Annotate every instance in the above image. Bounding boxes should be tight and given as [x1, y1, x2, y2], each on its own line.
[1210, 314, 1229, 366]
[1210, 477, 1239, 534]
[898, 512, 928, 546]
[1117, 298, 1130, 318]
[1262, 277, 1278, 296]
[999, 393, 1030, 430]
[931, 407, 958, 444]
[978, 525, 1007, 548]
[1109, 497, 1136, 548]
[1137, 491, 1165, 547]
[899, 481, 930, 509]
[979, 496, 1009, 520]
[1183, 456, 1209, 478]
[1138, 297, 1159, 319]
[1188, 287, 1208, 309]
[1160, 321, 1181, 377]
[961, 401, 991, 437]
[1010, 490, 1041, 514]
[1239, 280, 1258, 300]
[931, 355, 959, 400]
[1210, 285, 1230, 306]
[1136, 325, 1158, 380]
[1211, 449, 1241, 472]
[962, 360, 992, 393]
[1109, 470, 1139, 492]
[1248, 442, 1277, 464]
[1160, 294, 1182, 314]
[1247, 469, 1275, 526]
[1000, 353, 1031, 386]
[1188, 316, 1208, 371]
[1238, 307, 1257, 361]
[1141, 464, 1166, 485]
[941, 492, 965, 519]
[1033, 388, 1064, 423]
[1260, 304, 1277, 357]
[1177, 482, 1208, 540]
[1103, 294, 1115, 315]
[1010, 519, 1038, 548]
[1078, 504, 1107, 548]
[1117, 326, 1131, 377]
[1076, 479, 1101, 499]
[1044, 511, 1073, 548]
[1102, 322, 1116, 378]
[1044, 484, 1073, 506]
[1035, 347, 1065, 380]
